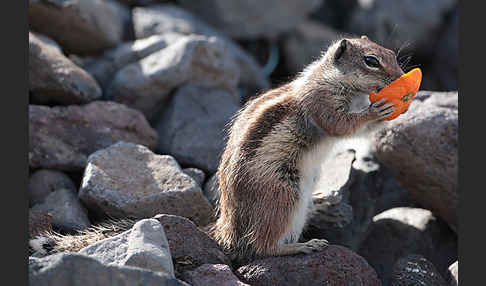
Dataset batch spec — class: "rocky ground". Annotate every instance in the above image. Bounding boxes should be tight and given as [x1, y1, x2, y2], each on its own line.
[29, 0, 458, 285]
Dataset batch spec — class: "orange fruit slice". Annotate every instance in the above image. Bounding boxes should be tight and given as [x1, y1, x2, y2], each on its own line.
[369, 68, 422, 120]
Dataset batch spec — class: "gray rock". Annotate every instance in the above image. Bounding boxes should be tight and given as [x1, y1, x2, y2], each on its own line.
[132, 4, 269, 92]
[305, 147, 417, 251]
[78, 142, 214, 226]
[358, 207, 457, 284]
[156, 85, 240, 173]
[153, 214, 230, 276]
[373, 91, 458, 232]
[80, 219, 174, 276]
[29, 169, 76, 207]
[106, 35, 240, 118]
[445, 261, 458, 286]
[81, 33, 183, 92]
[390, 255, 447, 286]
[202, 173, 219, 207]
[29, 101, 157, 171]
[306, 151, 355, 244]
[29, 252, 189, 286]
[236, 245, 381, 286]
[348, 0, 456, 55]
[182, 168, 206, 187]
[31, 188, 91, 232]
[28, 0, 130, 55]
[155, 85, 240, 174]
[181, 264, 249, 286]
[29, 210, 52, 239]
[177, 0, 323, 39]
[29, 32, 102, 105]
[283, 21, 350, 75]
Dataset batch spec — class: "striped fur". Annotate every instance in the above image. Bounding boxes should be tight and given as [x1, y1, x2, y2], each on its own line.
[212, 37, 404, 263]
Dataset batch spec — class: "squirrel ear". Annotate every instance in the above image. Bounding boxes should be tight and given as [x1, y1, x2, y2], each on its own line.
[335, 39, 348, 61]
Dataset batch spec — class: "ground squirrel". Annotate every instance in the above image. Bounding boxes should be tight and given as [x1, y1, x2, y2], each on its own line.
[212, 36, 404, 263]
[29, 37, 405, 264]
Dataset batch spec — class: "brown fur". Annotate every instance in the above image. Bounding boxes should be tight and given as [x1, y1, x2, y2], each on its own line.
[212, 36, 404, 263]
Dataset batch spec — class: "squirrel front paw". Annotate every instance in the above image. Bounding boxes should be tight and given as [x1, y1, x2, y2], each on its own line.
[367, 98, 395, 120]
[299, 239, 329, 254]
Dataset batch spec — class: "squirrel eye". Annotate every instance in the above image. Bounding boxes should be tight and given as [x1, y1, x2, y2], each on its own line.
[364, 56, 380, 68]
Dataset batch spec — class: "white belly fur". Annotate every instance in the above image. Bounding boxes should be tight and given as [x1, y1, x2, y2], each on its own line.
[279, 137, 339, 244]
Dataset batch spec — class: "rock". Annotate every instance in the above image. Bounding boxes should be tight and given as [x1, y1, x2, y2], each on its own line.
[31, 188, 91, 232]
[106, 35, 240, 118]
[429, 7, 458, 91]
[155, 85, 240, 174]
[389, 255, 447, 286]
[177, 0, 323, 39]
[236, 245, 381, 286]
[29, 252, 189, 286]
[348, 0, 456, 55]
[309, 0, 358, 30]
[181, 264, 249, 286]
[78, 142, 214, 225]
[132, 4, 269, 93]
[81, 33, 183, 92]
[29, 210, 52, 239]
[358, 207, 457, 284]
[28, 0, 130, 55]
[305, 146, 416, 250]
[153, 214, 230, 276]
[80, 219, 174, 276]
[202, 173, 219, 207]
[445, 261, 458, 286]
[29, 32, 102, 105]
[182, 168, 206, 187]
[373, 91, 458, 232]
[29, 101, 157, 171]
[29, 169, 76, 207]
[305, 150, 355, 244]
[283, 20, 349, 75]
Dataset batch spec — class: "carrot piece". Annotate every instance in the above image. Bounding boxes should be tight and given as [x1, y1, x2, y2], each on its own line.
[369, 68, 422, 120]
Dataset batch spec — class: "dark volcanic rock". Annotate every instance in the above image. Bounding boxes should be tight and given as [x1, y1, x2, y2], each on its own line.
[31, 188, 91, 232]
[177, 0, 323, 39]
[304, 148, 415, 251]
[28, 210, 52, 239]
[348, 0, 456, 55]
[29, 252, 189, 286]
[106, 35, 240, 118]
[78, 142, 214, 226]
[29, 101, 157, 171]
[29, 32, 102, 105]
[283, 20, 350, 75]
[430, 8, 458, 91]
[306, 151, 355, 246]
[181, 264, 249, 286]
[29, 169, 76, 207]
[236, 245, 381, 286]
[358, 207, 457, 284]
[445, 261, 458, 286]
[389, 255, 447, 286]
[29, 0, 130, 55]
[153, 214, 230, 276]
[373, 91, 458, 232]
[155, 85, 240, 174]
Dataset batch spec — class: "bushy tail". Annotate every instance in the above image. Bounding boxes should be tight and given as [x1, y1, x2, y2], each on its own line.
[29, 218, 137, 256]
